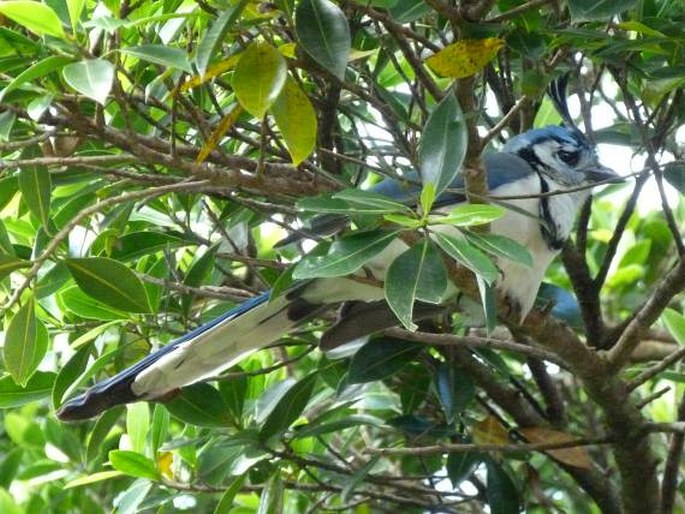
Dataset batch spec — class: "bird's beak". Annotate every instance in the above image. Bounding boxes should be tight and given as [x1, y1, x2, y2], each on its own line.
[584, 164, 622, 184]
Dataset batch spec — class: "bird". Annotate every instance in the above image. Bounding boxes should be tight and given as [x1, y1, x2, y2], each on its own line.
[57, 91, 617, 421]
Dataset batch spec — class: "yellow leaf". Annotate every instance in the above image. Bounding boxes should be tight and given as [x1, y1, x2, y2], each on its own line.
[472, 416, 509, 446]
[278, 42, 297, 59]
[519, 427, 592, 469]
[425, 38, 504, 79]
[177, 55, 241, 94]
[157, 451, 174, 479]
[196, 105, 243, 164]
[270, 76, 317, 166]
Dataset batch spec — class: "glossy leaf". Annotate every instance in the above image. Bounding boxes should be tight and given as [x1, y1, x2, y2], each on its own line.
[430, 204, 505, 227]
[0, 55, 73, 102]
[426, 38, 504, 78]
[51, 345, 90, 409]
[258, 474, 284, 514]
[432, 231, 499, 284]
[164, 383, 231, 427]
[271, 76, 317, 165]
[214, 476, 246, 514]
[0, 1, 66, 39]
[436, 361, 476, 423]
[662, 308, 685, 346]
[109, 451, 159, 480]
[233, 42, 287, 119]
[4, 298, 48, 386]
[260, 373, 317, 439]
[58, 285, 130, 320]
[195, 1, 249, 76]
[465, 232, 533, 267]
[486, 460, 521, 514]
[0, 255, 29, 280]
[0, 371, 55, 408]
[419, 94, 467, 197]
[67, 0, 85, 31]
[348, 338, 423, 383]
[120, 45, 192, 73]
[333, 189, 413, 214]
[65, 257, 151, 313]
[568, 0, 636, 22]
[293, 229, 399, 279]
[62, 59, 114, 105]
[295, 0, 351, 79]
[18, 166, 51, 229]
[385, 239, 448, 330]
[126, 403, 150, 454]
[447, 451, 483, 487]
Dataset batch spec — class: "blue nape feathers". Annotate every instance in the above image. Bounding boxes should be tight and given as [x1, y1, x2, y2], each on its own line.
[56, 123, 616, 421]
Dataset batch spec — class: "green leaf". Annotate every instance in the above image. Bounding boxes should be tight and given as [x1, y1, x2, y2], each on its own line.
[110, 231, 187, 261]
[4, 298, 48, 386]
[65, 257, 151, 313]
[260, 373, 317, 439]
[195, 1, 249, 76]
[112, 479, 152, 514]
[421, 182, 436, 214]
[271, 76, 317, 165]
[62, 59, 114, 105]
[0, 371, 55, 408]
[419, 93, 467, 197]
[0, 255, 29, 280]
[486, 460, 521, 514]
[664, 162, 685, 195]
[296, 195, 352, 214]
[333, 189, 413, 214]
[67, 0, 85, 31]
[109, 450, 159, 480]
[58, 285, 130, 320]
[477, 276, 497, 334]
[0, 111, 15, 142]
[348, 338, 423, 383]
[233, 42, 287, 119]
[164, 383, 231, 427]
[568, 0, 636, 22]
[293, 229, 399, 279]
[662, 309, 685, 346]
[0, 488, 20, 514]
[447, 451, 482, 487]
[198, 438, 267, 485]
[51, 344, 90, 409]
[18, 166, 51, 229]
[432, 231, 499, 284]
[218, 370, 247, 422]
[430, 204, 505, 227]
[435, 361, 475, 423]
[120, 45, 192, 73]
[383, 214, 423, 228]
[0, 55, 73, 102]
[150, 405, 169, 456]
[389, 0, 432, 23]
[258, 474, 284, 514]
[126, 403, 150, 454]
[213, 476, 246, 514]
[0, 1, 66, 39]
[295, 0, 351, 79]
[384, 239, 448, 330]
[0, 177, 18, 212]
[86, 407, 125, 462]
[464, 232, 533, 268]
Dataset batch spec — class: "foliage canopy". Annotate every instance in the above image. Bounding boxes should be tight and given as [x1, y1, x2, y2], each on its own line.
[0, 0, 684, 513]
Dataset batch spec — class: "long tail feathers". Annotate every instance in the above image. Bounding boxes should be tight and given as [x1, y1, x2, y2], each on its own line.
[56, 288, 323, 421]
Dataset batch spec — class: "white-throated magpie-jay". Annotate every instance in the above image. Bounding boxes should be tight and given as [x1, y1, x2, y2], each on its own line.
[57, 106, 617, 421]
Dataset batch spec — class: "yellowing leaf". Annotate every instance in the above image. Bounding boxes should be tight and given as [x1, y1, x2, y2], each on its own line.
[271, 77, 317, 165]
[519, 427, 592, 469]
[233, 42, 287, 119]
[196, 105, 243, 164]
[177, 55, 241, 94]
[278, 42, 297, 59]
[472, 416, 509, 446]
[426, 38, 504, 79]
[157, 451, 174, 479]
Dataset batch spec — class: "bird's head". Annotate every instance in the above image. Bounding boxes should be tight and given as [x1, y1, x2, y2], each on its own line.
[503, 125, 618, 188]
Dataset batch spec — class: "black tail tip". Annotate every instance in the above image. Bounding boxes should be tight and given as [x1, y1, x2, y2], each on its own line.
[56, 380, 139, 422]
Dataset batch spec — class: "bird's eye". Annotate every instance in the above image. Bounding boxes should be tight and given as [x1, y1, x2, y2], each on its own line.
[558, 149, 580, 166]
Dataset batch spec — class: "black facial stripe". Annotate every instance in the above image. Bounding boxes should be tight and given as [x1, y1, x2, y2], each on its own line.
[537, 174, 565, 250]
